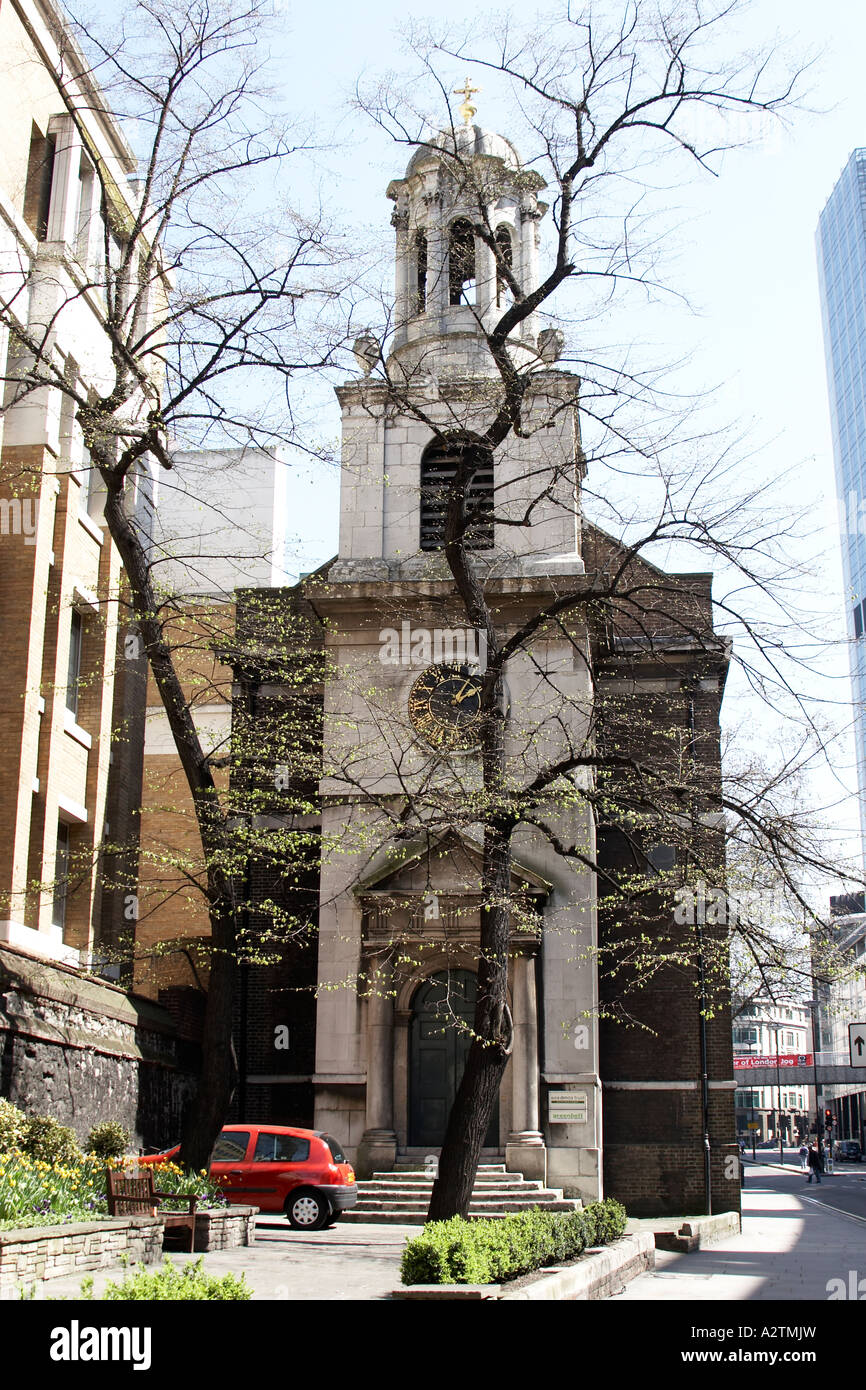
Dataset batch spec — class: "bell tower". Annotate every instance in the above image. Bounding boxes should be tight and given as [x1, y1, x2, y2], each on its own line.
[313, 114, 601, 1203]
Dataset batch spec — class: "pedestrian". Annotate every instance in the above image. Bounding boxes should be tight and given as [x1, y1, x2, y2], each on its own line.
[799, 1142, 809, 1173]
[806, 1142, 822, 1184]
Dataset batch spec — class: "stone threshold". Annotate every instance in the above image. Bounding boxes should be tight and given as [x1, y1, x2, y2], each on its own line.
[391, 1231, 655, 1300]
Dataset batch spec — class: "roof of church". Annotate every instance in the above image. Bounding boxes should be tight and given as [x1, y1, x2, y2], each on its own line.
[404, 124, 521, 177]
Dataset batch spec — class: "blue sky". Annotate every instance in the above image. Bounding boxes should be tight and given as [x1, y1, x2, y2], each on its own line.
[86, 0, 866, 875]
[263, 0, 866, 873]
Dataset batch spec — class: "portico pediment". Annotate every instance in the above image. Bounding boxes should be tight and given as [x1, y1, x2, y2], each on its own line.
[355, 829, 551, 900]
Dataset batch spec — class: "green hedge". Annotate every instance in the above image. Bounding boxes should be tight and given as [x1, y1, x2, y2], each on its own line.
[400, 1199, 627, 1286]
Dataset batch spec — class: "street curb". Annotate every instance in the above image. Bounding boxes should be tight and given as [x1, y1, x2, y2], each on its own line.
[391, 1232, 655, 1301]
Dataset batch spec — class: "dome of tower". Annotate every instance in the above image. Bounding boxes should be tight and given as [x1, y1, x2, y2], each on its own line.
[404, 125, 521, 178]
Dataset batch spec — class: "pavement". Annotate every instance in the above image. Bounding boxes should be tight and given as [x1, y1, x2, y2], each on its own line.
[18, 1159, 866, 1301]
[617, 1159, 866, 1301]
[20, 1220, 421, 1302]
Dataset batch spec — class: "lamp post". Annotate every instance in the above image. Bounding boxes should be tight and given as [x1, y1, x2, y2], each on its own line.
[804, 997, 823, 1169]
[771, 1024, 785, 1167]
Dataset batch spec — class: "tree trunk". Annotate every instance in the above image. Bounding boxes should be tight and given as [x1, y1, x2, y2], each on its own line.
[178, 894, 238, 1170]
[427, 823, 513, 1221]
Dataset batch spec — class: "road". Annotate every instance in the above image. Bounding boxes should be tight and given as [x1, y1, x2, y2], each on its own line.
[777, 1159, 866, 1222]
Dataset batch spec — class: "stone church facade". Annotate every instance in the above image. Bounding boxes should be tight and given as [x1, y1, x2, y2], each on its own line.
[229, 122, 739, 1215]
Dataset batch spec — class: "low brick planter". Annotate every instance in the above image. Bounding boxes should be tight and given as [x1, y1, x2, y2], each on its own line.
[0, 1217, 162, 1290]
[191, 1206, 257, 1252]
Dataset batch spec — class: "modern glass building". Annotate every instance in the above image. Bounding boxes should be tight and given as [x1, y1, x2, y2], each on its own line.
[817, 149, 866, 855]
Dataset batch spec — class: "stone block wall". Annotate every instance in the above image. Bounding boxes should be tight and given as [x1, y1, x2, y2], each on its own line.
[0, 944, 199, 1149]
[192, 1207, 257, 1252]
[0, 1218, 162, 1291]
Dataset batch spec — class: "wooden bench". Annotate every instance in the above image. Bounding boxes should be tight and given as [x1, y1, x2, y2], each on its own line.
[106, 1169, 198, 1252]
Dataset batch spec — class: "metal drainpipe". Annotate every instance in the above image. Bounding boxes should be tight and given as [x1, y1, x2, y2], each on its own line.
[688, 687, 713, 1215]
[237, 673, 260, 1124]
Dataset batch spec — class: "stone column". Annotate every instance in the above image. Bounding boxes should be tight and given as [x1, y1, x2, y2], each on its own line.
[46, 115, 83, 248]
[391, 208, 410, 347]
[356, 950, 398, 1178]
[506, 952, 547, 1182]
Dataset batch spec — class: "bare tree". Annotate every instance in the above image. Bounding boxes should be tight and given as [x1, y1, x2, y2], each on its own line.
[333, 1, 859, 1220]
[0, 0, 350, 1168]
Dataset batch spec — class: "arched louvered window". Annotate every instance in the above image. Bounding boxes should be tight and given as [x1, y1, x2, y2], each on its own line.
[420, 435, 494, 551]
[449, 219, 476, 305]
[415, 230, 427, 314]
[495, 225, 513, 307]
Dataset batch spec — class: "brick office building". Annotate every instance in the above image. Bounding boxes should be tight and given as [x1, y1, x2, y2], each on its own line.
[0, 0, 193, 1143]
[221, 122, 739, 1215]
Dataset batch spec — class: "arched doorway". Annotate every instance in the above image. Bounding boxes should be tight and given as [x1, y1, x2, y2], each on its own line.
[408, 969, 499, 1148]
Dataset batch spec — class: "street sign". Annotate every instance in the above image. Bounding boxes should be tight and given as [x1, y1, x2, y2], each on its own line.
[747, 1122, 760, 1130]
[848, 1022, 866, 1068]
[548, 1091, 587, 1124]
[733, 1054, 813, 1069]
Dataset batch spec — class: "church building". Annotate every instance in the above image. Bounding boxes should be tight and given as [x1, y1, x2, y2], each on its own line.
[228, 114, 739, 1216]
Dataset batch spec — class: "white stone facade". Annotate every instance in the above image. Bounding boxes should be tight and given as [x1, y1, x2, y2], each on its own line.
[313, 124, 602, 1199]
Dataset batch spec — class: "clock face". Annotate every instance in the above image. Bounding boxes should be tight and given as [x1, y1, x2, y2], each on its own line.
[408, 663, 484, 751]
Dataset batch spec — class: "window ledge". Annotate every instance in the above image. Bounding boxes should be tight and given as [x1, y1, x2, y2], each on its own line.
[63, 709, 92, 750]
[77, 510, 104, 546]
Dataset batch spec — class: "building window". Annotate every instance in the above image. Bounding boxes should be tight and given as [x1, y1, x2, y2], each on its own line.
[736, 1089, 761, 1109]
[419, 436, 494, 551]
[449, 219, 476, 305]
[53, 822, 70, 930]
[494, 224, 513, 307]
[67, 609, 83, 718]
[646, 844, 676, 873]
[415, 230, 427, 314]
[23, 122, 56, 240]
[734, 1027, 758, 1045]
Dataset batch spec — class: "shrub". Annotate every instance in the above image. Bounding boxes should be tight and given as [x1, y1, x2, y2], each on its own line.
[20, 1116, 80, 1166]
[86, 1122, 130, 1161]
[0, 1099, 27, 1153]
[400, 1198, 628, 1285]
[81, 1257, 252, 1301]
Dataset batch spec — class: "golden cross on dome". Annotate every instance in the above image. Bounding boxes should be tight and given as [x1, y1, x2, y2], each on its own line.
[453, 76, 480, 126]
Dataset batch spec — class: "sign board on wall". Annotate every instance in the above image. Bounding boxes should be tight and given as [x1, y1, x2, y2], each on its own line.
[548, 1091, 587, 1124]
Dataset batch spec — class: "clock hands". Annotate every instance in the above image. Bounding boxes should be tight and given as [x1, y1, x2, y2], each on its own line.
[453, 678, 479, 704]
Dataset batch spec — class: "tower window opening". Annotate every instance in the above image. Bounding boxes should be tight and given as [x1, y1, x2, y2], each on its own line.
[495, 225, 513, 307]
[415, 230, 427, 314]
[449, 219, 476, 306]
[420, 437, 494, 551]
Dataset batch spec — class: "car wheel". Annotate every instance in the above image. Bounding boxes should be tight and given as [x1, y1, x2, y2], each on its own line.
[285, 1189, 330, 1231]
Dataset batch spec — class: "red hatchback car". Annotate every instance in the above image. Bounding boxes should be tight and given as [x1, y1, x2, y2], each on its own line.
[143, 1125, 357, 1230]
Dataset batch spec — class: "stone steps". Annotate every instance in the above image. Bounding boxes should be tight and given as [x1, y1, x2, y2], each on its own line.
[360, 1180, 546, 1194]
[347, 1161, 581, 1225]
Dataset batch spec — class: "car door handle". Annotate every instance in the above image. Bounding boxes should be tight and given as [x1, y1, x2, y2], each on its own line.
[229, 1169, 243, 1175]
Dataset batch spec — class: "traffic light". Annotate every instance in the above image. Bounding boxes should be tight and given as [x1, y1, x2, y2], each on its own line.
[825, 1108, 833, 1130]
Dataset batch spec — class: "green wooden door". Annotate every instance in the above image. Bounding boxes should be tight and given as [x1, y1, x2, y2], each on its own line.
[408, 970, 499, 1147]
